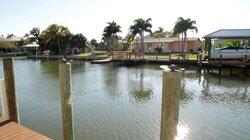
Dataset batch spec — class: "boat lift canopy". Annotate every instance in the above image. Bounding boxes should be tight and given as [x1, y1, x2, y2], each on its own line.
[203, 29, 250, 58]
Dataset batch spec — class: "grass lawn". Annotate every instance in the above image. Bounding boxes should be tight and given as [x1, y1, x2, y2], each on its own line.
[76, 51, 109, 59]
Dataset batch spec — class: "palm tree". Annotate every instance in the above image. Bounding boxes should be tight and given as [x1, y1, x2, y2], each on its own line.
[29, 27, 40, 43]
[6, 34, 14, 38]
[102, 21, 121, 52]
[173, 17, 198, 58]
[129, 18, 152, 58]
[154, 27, 164, 34]
[41, 24, 71, 55]
[153, 27, 165, 38]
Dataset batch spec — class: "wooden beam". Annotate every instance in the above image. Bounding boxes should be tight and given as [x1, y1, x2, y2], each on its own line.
[59, 62, 75, 140]
[0, 79, 10, 120]
[160, 68, 181, 140]
[3, 58, 19, 123]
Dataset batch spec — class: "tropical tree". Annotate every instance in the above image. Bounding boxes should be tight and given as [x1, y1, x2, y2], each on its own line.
[6, 34, 14, 38]
[29, 27, 40, 43]
[173, 17, 198, 58]
[129, 18, 152, 57]
[71, 34, 87, 52]
[154, 27, 164, 34]
[155, 46, 163, 60]
[40, 24, 71, 55]
[90, 39, 99, 49]
[153, 27, 175, 38]
[102, 21, 121, 51]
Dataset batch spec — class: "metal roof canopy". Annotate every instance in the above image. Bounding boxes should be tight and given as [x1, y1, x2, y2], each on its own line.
[204, 29, 250, 39]
[21, 43, 39, 48]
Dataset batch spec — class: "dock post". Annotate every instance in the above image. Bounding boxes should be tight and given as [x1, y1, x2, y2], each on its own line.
[243, 54, 247, 76]
[160, 67, 181, 140]
[59, 62, 75, 140]
[219, 54, 222, 76]
[198, 53, 203, 73]
[3, 58, 19, 123]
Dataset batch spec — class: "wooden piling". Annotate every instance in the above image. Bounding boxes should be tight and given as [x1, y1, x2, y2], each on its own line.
[0, 79, 9, 121]
[3, 58, 19, 123]
[219, 54, 222, 76]
[160, 68, 181, 140]
[59, 62, 75, 140]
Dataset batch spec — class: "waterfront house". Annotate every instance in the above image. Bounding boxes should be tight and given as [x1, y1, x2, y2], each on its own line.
[132, 37, 202, 53]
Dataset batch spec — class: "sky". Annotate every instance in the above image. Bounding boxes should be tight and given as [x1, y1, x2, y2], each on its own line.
[0, 0, 250, 41]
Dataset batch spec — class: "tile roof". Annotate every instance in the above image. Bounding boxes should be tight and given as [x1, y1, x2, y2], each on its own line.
[204, 29, 250, 38]
[134, 37, 200, 43]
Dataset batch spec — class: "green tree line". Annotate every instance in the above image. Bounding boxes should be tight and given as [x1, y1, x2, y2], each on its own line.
[1, 17, 198, 58]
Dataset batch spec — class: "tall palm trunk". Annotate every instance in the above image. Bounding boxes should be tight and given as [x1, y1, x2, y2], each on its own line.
[183, 32, 187, 59]
[178, 35, 181, 52]
[112, 35, 115, 51]
[181, 33, 184, 59]
[140, 31, 144, 58]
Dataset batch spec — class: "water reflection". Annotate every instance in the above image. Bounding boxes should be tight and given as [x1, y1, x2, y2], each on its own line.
[175, 124, 189, 140]
[0, 60, 250, 140]
[199, 74, 250, 104]
[102, 66, 121, 99]
[180, 71, 196, 103]
[129, 88, 153, 103]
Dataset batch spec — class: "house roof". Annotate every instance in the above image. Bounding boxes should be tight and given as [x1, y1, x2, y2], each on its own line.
[0, 36, 23, 42]
[204, 29, 250, 39]
[21, 43, 39, 48]
[134, 37, 200, 43]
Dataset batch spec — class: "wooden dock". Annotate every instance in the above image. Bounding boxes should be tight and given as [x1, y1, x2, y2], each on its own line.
[0, 58, 52, 140]
[112, 58, 197, 65]
[0, 117, 50, 140]
[200, 60, 250, 68]
[198, 56, 249, 76]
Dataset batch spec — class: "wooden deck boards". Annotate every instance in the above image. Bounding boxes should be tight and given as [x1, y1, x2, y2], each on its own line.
[0, 119, 51, 140]
[0, 117, 6, 123]
[201, 61, 250, 68]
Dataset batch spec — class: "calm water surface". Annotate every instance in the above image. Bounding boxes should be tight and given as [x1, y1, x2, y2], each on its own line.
[0, 59, 249, 140]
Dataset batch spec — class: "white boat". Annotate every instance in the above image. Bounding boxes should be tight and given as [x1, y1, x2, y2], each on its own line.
[210, 46, 250, 59]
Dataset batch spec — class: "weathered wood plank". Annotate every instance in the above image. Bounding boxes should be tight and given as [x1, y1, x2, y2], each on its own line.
[0, 122, 51, 140]
[3, 58, 19, 123]
[0, 117, 7, 124]
[0, 116, 11, 127]
[0, 79, 10, 120]
[59, 62, 75, 140]
[160, 68, 181, 140]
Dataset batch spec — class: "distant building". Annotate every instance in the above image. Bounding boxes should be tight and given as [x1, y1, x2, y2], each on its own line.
[132, 37, 202, 53]
[0, 36, 23, 42]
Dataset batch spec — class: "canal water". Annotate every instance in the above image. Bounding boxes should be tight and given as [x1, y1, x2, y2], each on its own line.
[0, 59, 249, 140]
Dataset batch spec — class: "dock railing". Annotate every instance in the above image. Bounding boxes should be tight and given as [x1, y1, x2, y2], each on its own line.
[112, 51, 200, 61]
